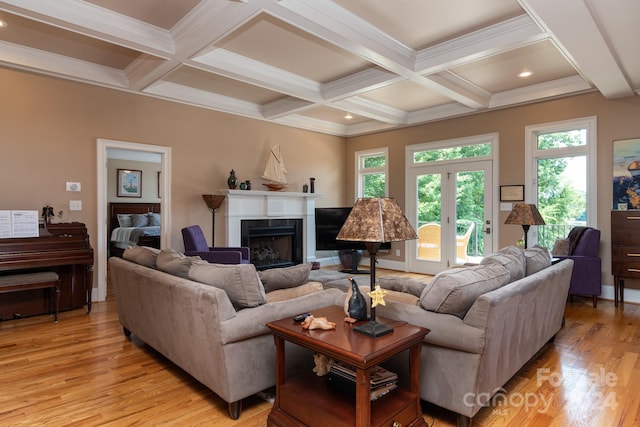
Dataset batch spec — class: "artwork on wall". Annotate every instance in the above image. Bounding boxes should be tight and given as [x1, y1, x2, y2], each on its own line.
[117, 169, 142, 198]
[613, 137, 640, 210]
[499, 185, 524, 202]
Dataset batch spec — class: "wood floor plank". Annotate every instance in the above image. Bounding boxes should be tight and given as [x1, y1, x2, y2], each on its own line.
[1, 268, 639, 426]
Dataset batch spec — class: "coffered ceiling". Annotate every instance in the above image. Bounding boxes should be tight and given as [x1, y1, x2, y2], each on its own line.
[0, 0, 637, 136]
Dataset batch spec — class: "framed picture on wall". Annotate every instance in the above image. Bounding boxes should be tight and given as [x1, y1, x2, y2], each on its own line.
[613, 137, 640, 209]
[117, 169, 142, 197]
[500, 185, 524, 202]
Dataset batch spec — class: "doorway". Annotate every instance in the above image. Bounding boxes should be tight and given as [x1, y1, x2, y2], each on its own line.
[405, 134, 498, 275]
[96, 139, 172, 302]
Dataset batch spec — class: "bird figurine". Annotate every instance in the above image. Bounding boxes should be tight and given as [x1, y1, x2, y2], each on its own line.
[344, 276, 368, 323]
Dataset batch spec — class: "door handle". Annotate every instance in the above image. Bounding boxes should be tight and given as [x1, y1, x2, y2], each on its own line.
[484, 227, 491, 234]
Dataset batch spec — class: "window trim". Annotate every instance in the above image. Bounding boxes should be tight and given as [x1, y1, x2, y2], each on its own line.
[355, 147, 388, 198]
[524, 116, 598, 228]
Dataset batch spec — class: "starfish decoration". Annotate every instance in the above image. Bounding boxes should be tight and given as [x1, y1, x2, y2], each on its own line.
[368, 287, 388, 308]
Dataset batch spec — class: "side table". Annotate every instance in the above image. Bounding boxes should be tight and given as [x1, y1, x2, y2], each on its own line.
[266, 305, 429, 427]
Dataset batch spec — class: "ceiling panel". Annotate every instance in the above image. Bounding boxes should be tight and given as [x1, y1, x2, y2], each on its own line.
[83, 0, 201, 29]
[451, 40, 579, 93]
[217, 13, 371, 83]
[360, 80, 452, 111]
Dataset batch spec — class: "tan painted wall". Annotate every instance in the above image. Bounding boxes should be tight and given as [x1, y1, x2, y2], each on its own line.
[0, 68, 347, 291]
[347, 91, 640, 288]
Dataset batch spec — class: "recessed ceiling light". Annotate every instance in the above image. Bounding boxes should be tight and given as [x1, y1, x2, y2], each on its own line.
[344, 113, 353, 120]
[518, 71, 533, 78]
[0, 19, 7, 28]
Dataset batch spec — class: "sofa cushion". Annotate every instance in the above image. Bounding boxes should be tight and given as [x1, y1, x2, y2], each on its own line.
[480, 245, 525, 282]
[122, 246, 160, 268]
[189, 261, 266, 309]
[259, 263, 312, 293]
[266, 281, 324, 303]
[552, 238, 570, 256]
[524, 245, 551, 276]
[379, 275, 430, 297]
[419, 263, 510, 318]
[156, 249, 200, 279]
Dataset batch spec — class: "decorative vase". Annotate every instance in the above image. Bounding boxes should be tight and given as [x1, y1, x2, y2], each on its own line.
[344, 276, 367, 321]
[227, 169, 238, 189]
[245, 180, 251, 190]
[310, 177, 316, 193]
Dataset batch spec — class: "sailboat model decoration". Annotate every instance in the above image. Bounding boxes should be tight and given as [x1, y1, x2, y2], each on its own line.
[261, 145, 288, 191]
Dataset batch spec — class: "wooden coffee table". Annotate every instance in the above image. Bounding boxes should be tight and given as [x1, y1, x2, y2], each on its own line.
[266, 305, 429, 427]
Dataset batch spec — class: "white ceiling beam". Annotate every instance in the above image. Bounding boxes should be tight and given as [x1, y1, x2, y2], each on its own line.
[262, 97, 315, 119]
[0, 0, 174, 57]
[519, 0, 633, 99]
[323, 68, 405, 101]
[191, 49, 323, 102]
[490, 75, 593, 108]
[414, 71, 491, 110]
[333, 97, 408, 125]
[0, 40, 128, 87]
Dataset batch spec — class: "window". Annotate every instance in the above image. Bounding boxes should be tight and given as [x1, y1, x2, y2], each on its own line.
[356, 148, 388, 198]
[525, 117, 597, 248]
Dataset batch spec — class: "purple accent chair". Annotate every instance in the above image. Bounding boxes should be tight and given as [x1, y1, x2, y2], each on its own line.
[555, 227, 601, 307]
[181, 225, 250, 265]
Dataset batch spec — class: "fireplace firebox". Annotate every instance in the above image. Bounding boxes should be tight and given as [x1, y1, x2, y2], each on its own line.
[241, 219, 303, 270]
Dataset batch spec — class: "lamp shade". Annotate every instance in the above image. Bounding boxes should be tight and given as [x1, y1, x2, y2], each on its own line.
[202, 194, 225, 210]
[504, 203, 545, 226]
[336, 197, 417, 243]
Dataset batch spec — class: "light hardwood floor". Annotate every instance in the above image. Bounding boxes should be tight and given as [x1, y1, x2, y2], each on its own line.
[1, 269, 639, 426]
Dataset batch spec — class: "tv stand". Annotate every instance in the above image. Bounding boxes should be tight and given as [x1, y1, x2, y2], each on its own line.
[339, 249, 370, 275]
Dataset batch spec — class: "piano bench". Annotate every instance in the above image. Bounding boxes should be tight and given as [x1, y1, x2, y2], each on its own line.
[0, 272, 60, 322]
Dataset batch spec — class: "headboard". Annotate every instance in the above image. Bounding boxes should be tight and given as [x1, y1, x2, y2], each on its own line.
[108, 202, 161, 235]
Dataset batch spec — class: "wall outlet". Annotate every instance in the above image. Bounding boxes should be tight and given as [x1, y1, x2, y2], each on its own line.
[69, 200, 82, 211]
[66, 182, 81, 192]
[395, 249, 401, 257]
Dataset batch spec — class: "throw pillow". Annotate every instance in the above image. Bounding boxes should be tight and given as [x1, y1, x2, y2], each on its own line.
[378, 276, 430, 297]
[117, 214, 132, 227]
[148, 212, 161, 226]
[523, 245, 551, 276]
[122, 246, 160, 269]
[258, 263, 312, 293]
[420, 263, 510, 318]
[552, 238, 570, 256]
[131, 213, 149, 227]
[189, 261, 266, 309]
[156, 249, 200, 279]
[266, 281, 323, 303]
[480, 245, 526, 282]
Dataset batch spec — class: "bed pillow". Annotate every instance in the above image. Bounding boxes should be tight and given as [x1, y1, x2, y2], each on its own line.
[419, 263, 510, 318]
[258, 263, 312, 293]
[156, 249, 200, 279]
[131, 213, 149, 227]
[122, 246, 160, 268]
[117, 214, 132, 227]
[148, 212, 161, 226]
[189, 261, 266, 309]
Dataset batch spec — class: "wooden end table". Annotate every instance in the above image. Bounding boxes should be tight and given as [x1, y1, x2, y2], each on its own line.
[266, 305, 429, 427]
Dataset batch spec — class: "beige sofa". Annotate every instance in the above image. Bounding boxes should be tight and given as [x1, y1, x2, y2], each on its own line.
[376, 246, 573, 427]
[109, 248, 344, 420]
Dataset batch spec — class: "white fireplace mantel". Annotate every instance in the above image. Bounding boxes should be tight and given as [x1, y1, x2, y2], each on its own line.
[220, 189, 319, 262]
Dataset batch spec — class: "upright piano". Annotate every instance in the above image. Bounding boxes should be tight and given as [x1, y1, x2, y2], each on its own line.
[0, 222, 94, 320]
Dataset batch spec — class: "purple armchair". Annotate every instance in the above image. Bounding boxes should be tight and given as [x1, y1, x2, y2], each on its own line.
[554, 227, 601, 307]
[181, 225, 250, 265]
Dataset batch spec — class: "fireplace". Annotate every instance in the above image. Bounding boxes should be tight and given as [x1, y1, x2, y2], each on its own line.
[241, 219, 303, 270]
[221, 189, 318, 265]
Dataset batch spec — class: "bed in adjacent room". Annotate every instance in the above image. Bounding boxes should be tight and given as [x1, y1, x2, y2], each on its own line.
[109, 202, 161, 257]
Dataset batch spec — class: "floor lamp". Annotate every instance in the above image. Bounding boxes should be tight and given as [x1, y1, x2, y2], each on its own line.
[202, 194, 225, 244]
[504, 203, 545, 249]
[336, 197, 417, 338]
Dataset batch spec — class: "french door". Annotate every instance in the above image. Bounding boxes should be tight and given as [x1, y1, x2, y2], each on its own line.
[407, 160, 493, 275]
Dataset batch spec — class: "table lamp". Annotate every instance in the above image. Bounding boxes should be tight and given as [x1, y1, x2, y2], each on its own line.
[336, 198, 417, 338]
[202, 194, 226, 244]
[504, 203, 545, 249]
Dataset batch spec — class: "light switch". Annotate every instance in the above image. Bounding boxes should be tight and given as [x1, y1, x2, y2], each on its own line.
[66, 182, 81, 192]
[70, 200, 82, 211]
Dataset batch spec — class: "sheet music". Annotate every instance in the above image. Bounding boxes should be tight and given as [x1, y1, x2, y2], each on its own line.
[0, 210, 40, 238]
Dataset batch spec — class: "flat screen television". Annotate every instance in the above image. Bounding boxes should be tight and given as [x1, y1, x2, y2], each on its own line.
[315, 207, 390, 273]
